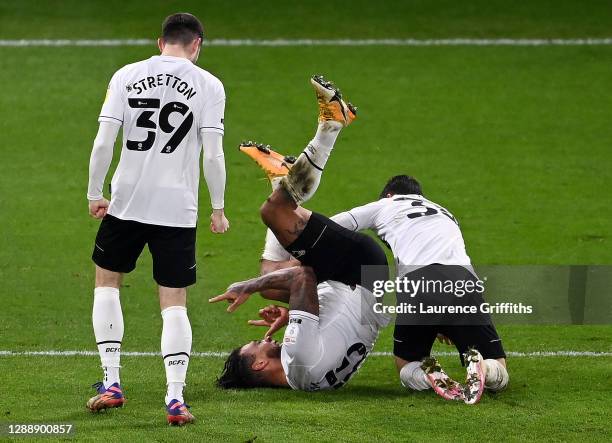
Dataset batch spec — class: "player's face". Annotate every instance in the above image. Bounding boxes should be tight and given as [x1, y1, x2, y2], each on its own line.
[240, 337, 282, 362]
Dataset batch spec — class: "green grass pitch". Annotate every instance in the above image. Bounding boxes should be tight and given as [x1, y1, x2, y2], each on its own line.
[0, 1, 611, 441]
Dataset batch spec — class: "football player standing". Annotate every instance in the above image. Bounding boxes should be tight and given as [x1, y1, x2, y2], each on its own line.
[85, 13, 228, 425]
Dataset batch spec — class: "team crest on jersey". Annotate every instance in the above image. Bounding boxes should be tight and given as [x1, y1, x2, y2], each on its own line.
[284, 324, 298, 343]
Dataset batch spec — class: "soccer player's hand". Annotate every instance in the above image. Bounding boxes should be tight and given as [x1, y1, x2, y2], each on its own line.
[210, 209, 229, 233]
[209, 281, 251, 312]
[88, 198, 109, 219]
[436, 333, 453, 346]
[248, 304, 289, 338]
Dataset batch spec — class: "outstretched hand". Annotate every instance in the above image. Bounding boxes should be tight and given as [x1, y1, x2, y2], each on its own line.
[209, 281, 253, 312]
[248, 304, 289, 338]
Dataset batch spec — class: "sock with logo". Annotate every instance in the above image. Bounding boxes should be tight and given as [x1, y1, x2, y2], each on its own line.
[484, 359, 509, 392]
[92, 286, 124, 388]
[399, 361, 431, 391]
[280, 121, 342, 204]
[161, 306, 192, 405]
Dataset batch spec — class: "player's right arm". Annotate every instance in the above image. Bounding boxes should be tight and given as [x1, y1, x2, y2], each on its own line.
[200, 78, 229, 233]
[331, 200, 384, 232]
[209, 265, 317, 313]
[87, 70, 123, 219]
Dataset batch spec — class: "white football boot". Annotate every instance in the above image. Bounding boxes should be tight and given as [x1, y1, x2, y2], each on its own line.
[463, 348, 486, 405]
[421, 356, 466, 401]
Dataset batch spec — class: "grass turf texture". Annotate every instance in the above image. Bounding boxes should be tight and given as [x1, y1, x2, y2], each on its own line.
[1, 1, 611, 441]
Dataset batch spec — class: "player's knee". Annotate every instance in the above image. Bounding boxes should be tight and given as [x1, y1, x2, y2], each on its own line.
[260, 200, 276, 227]
[483, 358, 509, 392]
[399, 361, 431, 391]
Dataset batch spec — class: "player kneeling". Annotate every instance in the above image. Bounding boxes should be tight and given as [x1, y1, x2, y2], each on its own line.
[332, 175, 510, 404]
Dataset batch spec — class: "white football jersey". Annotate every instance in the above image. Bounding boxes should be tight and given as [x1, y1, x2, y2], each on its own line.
[281, 281, 389, 391]
[332, 195, 471, 268]
[99, 55, 225, 227]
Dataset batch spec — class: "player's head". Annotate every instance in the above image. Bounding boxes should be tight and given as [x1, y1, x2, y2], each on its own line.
[159, 13, 204, 63]
[380, 175, 423, 198]
[216, 338, 283, 389]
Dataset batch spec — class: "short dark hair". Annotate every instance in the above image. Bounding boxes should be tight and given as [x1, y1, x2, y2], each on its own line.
[161, 13, 204, 46]
[380, 175, 423, 198]
[216, 346, 274, 389]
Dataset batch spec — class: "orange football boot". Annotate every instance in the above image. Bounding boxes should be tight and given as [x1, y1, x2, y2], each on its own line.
[239, 141, 296, 181]
[310, 74, 357, 126]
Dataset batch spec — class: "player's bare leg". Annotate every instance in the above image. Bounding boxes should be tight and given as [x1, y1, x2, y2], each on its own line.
[87, 266, 126, 412]
[239, 75, 356, 245]
[279, 75, 355, 205]
[159, 286, 195, 426]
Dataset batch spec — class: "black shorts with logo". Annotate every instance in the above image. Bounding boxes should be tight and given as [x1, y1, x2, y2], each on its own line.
[284, 212, 389, 290]
[92, 214, 197, 288]
[393, 264, 506, 365]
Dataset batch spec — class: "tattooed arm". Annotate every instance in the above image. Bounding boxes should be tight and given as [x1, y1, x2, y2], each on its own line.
[258, 259, 300, 303]
[209, 265, 319, 316]
[209, 266, 303, 312]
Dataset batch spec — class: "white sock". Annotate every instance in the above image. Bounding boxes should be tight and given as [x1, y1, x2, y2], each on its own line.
[484, 359, 509, 392]
[161, 306, 192, 405]
[92, 287, 123, 388]
[399, 361, 431, 391]
[307, 120, 343, 169]
[281, 121, 342, 204]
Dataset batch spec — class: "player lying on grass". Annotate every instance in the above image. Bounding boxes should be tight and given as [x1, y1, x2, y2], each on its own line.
[210, 75, 390, 390]
[214, 221, 389, 390]
[332, 175, 510, 404]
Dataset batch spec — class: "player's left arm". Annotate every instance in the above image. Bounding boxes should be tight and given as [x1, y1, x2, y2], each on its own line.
[87, 122, 120, 219]
[87, 69, 124, 219]
[331, 200, 382, 232]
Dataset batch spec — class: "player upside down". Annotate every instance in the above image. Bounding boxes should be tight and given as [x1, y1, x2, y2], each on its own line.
[209, 75, 390, 390]
[211, 75, 509, 403]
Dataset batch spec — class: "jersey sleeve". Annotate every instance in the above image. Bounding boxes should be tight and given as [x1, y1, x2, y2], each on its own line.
[331, 200, 384, 231]
[262, 229, 292, 262]
[199, 79, 225, 135]
[98, 70, 124, 125]
[281, 310, 324, 390]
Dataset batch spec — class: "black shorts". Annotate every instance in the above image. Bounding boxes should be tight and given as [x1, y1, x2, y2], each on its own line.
[393, 323, 506, 365]
[284, 212, 388, 290]
[393, 265, 506, 364]
[92, 214, 197, 288]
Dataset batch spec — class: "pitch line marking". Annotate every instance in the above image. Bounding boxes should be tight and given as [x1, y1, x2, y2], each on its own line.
[0, 350, 610, 358]
[2, 38, 612, 47]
